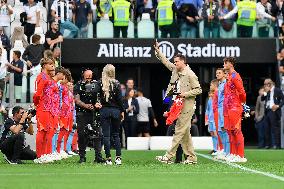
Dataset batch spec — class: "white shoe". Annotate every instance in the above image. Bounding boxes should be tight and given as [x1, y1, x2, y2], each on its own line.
[60, 151, 71, 159]
[67, 151, 78, 156]
[239, 157, 247, 163]
[115, 157, 122, 165]
[228, 155, 241, 163]
[155, 155, 173, 164]
[39, 154, 54, 163]
[215, 153, 226, 160]
[211, 151, 218, 156]
[105, 159, 113, 165]
[52, 152, 62, 161]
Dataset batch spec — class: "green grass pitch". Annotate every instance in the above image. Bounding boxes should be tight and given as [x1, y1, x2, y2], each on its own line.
[0, 149, 284, 189]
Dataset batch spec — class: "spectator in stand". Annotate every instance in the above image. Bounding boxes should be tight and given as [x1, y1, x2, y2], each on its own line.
[136, 88, 158, 137]
[22, 34, 45, 69]
[112, 0, 131, 38]
[261, 78, 284, 149]
[277, 47, 284, 67]
[0, 27, 11, 60]
[10, 27, 29, 48]
[51, 0, 79, 38]
[44, 20, 63, 50]
[177, 3, 199, 38]
[53, 47, 61, 67]
[24, 0, 40, 42]
[201, 0, 220, 38]
[271, 0, 284, 37]
[123, 88, 139, 147]
[175, 0, 203, 10]
[73, 0, 92, 38]
[136, 0, 157, 20]
[0, 0, 13, 38]
[0, 89, 7, 139]
[219, 0, 236, 38]
[93, 0, 112, 38]
[6, 51, 24, 103]
[278, 23, 284, 47]
[256, 0, 274, 38]
[157, 0, 178, 38]
[220, 0, 275, 38]
[255, 86, 266, 149]
[0, 48, 7, 92]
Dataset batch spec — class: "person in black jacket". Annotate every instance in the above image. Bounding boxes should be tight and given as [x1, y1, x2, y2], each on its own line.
[261, 78, 284, 149]
[99, 64, 124, 165]
[123, 88, 139, 147]
[177, 3, 199, 38]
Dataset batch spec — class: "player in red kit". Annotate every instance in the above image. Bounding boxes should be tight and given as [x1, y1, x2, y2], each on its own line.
[33, 58, 55, 163]
[223, 57, 247, 163]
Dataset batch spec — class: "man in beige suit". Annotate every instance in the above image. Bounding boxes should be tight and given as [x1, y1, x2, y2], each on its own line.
[153, 42, 202, 164]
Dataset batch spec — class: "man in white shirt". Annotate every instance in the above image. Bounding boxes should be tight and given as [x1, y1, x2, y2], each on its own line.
[51, 0, 79, 38]
[24, 0, 40, 42]
[261, 78, 284, 149]
[136, 89, 158, 137]
[0, 0, 13, 38]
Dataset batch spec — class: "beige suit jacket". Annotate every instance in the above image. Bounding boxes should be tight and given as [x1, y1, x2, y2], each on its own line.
[156, 51, 202, 113]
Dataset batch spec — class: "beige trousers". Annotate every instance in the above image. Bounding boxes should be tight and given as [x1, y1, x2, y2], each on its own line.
[166, 109, 197, 161]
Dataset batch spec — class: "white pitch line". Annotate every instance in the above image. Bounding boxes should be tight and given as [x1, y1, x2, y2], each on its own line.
[0, 171, 248, 176]
[196, 152, 284, 182]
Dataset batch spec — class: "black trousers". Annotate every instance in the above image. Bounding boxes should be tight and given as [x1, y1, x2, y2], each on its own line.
[265, 110, 281, 148]
[24, 23, 36, 42]
[123, 116, 137, 147]
[114, 26, 128, 38]
[166, 124, 183, 163]
[100, 107, 121, 158]
[0, 133, 36, 161]
[77, 112, 103, 160]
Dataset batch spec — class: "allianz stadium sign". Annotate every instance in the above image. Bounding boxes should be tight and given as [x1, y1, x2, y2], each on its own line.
[62, 39, 276, 64]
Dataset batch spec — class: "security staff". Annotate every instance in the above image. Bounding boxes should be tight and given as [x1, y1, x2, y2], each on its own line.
[74, 69, 104, 163]
[220, 0, 275, 38]
[112, 0, 131, 38]
[157, 0, 178, 38]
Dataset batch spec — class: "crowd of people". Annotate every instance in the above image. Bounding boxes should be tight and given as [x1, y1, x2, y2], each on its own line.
[0, 0, 283, 40]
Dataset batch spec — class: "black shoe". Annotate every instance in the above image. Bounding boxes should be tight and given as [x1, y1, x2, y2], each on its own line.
[3, 154, 16, 164]
[94, 158, 106, 164]
[11, 159, 24, 164]
[78, 157, 86, 164]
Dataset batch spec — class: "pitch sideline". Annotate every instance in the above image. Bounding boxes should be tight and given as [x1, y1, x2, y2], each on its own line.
[196, 152, 284, 182]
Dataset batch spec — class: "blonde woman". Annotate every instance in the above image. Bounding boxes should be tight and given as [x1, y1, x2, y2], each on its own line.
[99, 64, 124, 165]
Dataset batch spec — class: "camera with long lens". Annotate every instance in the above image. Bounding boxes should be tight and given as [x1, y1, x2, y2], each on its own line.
[27, 108, 37, 117]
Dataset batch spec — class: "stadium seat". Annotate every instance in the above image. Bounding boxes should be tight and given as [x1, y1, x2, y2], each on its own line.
[199, 20, 204, 38]
[30, 27, 45, 44]
[137, 13, 155, 38]
[40, 20, 48, 34]
[10, 20, 22, 35]
[96, 15, 114, 38]
[252, 23, 258, 38]
[87, 22, 93, 38]
[127, 21, 134, 38]
[39, 6, 47, 22]
[14, 0, 23, 6]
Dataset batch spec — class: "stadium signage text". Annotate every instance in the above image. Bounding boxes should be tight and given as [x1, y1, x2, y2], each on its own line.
[96, 42, 240, 60]
[62, 39, 276, 64]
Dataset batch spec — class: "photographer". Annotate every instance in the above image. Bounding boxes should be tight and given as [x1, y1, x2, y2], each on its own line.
[0, 106, 36, 164]
[74, 69, 104, 164]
